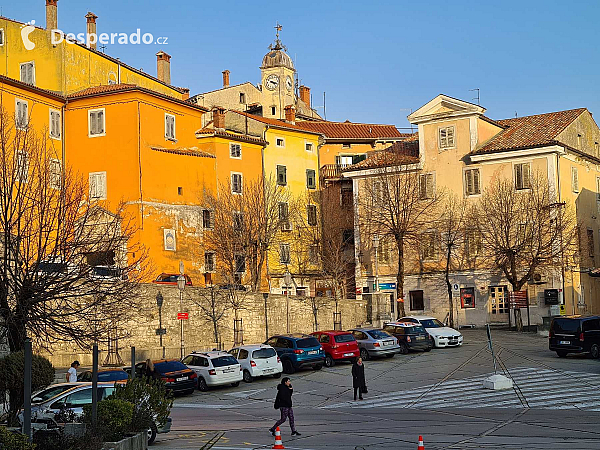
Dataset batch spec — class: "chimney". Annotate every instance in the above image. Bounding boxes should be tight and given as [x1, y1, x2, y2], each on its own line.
[85, 12, 98, 50]
[156, 51, 171, 84]
[46, 0, 58, 30]
[222, 70, 230, 88]
[181, 88, 190, 101]
[284, 105, 296, 124]
[299, 85, 311, 108]
[212, 107, 226, 130]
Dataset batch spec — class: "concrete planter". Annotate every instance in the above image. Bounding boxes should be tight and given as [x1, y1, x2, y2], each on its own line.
[102, 431, 148, 450]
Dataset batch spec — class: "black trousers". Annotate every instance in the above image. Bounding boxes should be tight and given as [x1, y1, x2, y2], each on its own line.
[354, 387, 363, 400]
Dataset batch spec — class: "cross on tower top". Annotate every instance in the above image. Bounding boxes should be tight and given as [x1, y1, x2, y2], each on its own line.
[275, 22, 282, 40]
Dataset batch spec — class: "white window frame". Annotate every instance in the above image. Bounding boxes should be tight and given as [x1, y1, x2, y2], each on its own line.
[16, 151, 29, 183]
[89, 171, 107, 200]
[19, 61, 35, 85]
[49, 158, 62, 190]
[231, 172, 243, 195]
[0, 29, 5, 46]
[438, 125, 456, 150]
[229, 142, 242, 159]
[88, 108, 106, 138]
[419, 172, 436, 199]
[305, 140, 313, 152]
[464, 167, 481, 197]
[15, 98, 29, 130]
[275, 137, 285, 148]
[513, 161, 532, 190]
[279, 243, 291, 264]
[49, 108, 61, 140]
[571, 166, 579, 193]
[164, 113, 176, 141]
[204, 252, 216, 273]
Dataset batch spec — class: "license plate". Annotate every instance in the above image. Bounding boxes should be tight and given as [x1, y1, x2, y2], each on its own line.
[344, 352, 355, 357]
[417, 336, 425, 341]
[264, 368, 274, 373]
[559, 340, 570, 345]
[308, 350, 318, 355]
[176, 377, 187, 382]
[223, 368, 234, 373]
[383, 341, 392, 346]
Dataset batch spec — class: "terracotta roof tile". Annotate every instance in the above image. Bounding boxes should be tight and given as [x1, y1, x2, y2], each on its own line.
[231, 111, 321, 134]
[150, 146, 215, 158]
[195, 128, 268, 146]
[295, 120, 409, 139]
[344, 141, 420, 171]
[473, 108, 586, 154]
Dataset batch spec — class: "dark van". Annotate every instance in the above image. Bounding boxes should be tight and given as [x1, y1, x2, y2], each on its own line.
[549, 315, 600, 358]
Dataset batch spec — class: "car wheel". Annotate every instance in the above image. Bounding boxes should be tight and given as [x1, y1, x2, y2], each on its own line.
[360, 348, 370, 361]
[147, 422, 157, 445]
[398, 342, 409, 355]
[231, 381, 240, 387]
[556, 350, 568, 358]
[243, 370, 253, 383]
[283, 360, 295, 374]
[324, 354, 334, 367]
[273, 372, 282, 378]
[590, 343, 600, 359]
[385, 353, 395, 358]
[313, 364, 323, 370]
[424, 346, 431, 352]
[198, 377, 208, 392]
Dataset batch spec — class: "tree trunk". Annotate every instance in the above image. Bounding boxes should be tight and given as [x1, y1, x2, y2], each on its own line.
[445, 247, 454, 329]
[395, 237, 406, 318]
[7, 315, 26, 353]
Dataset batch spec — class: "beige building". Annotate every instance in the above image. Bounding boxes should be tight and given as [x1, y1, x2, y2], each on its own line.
[345, 94, 600, 327]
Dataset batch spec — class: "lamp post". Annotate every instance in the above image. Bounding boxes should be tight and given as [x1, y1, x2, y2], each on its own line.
[156, 292, 165, 359]
[283, 271, 292, 333]
[372, 235, 380, 294]
[177, 274, 185, 359]
[263, 292, 269, 341]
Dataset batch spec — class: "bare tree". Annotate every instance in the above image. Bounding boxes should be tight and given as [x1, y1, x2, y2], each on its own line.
[190, 285, 228, 346]
[475, 173, 579, 329]
[0, 106, 147, 355]
[358, 154, 443, 317]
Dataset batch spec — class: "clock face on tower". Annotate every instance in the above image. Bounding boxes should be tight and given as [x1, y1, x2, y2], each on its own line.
[285, 76, 293, 91]
[265, 74, 279, 91]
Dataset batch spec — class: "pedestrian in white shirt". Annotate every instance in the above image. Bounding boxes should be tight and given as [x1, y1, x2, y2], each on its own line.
[66, 360, 80, 382]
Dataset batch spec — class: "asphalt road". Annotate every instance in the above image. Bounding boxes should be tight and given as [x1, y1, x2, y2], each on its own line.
[152, 329, 600, 449]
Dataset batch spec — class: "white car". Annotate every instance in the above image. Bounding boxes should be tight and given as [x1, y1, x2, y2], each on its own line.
[182, 351, 243, 392]
[229, 344, 283, 382]
[399, 315, 463, 348]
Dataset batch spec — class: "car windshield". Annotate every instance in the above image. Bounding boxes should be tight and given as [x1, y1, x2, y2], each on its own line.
[420, 319, 444, 328]
[98, 371, 128, 381]
[552, 319, 580, 334]
[212, 356, 238, 367]
[253, 348, 276, 359]
[33, 385, 73, 403]
[367, 330, 391, 339]
[154, 360, 187, 373]
[296, 337, 320, 349]
[334, 334, 355, 343]
[409, 326, 427, 333]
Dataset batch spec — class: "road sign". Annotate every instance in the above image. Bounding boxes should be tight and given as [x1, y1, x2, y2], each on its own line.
[155, 328, 167, 335]
[379, 282, 396, 291]
[509, 291, 528, 309]
[177, 313, 188, 320]
[559, 304, 566, 315]
[452, 283, 460, 292]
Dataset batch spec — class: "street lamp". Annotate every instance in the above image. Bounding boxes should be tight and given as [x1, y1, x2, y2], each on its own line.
[156, 292, 165, 359]
[283, 271, 292, 334]
[263, 292, 269, 340]
[177, 274, 185, 359]
[372, 235, 380, 294]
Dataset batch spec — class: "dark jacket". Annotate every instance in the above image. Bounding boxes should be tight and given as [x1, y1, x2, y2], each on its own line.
[352, 361, 366, 389]
[276, 383, 293, 408]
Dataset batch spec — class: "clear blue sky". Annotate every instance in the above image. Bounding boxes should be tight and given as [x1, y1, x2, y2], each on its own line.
[7, 0, 600, 128]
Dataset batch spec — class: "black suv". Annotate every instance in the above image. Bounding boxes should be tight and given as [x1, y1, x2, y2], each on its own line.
[383, 322, 432, 353]
[549, 315, 600, 358]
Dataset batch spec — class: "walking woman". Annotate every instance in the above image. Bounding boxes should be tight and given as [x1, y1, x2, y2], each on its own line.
[270, 377, 301, 436]
[352, 357, 366, 400]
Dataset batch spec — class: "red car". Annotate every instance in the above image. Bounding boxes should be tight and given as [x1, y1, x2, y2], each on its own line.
[311, 331, 360, 367]
[152, 273, 193, 286]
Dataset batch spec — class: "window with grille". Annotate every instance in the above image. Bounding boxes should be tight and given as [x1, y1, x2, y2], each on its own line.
[49, 109, 61, 139]
[306, 169, 316, 189]
[88, 109, 105, 136]
[15, 99, 28, 129]
[307, 205, 317, 226]
[438, 126, 455, 150]
[202, 210, 214, 229]
[571, 167, 579, 193]
[230, 143, 241, 158]
[231, 173, 242, 193]
[16, 152, 29, 182]
[514, 163, 531, 190]
[277, 165, 287, 185]
[49, 159, 61, 190]
[89, 172, 106, 200]
[204, 252, 215, 272]
[165, 114, 176, 140]
[20, 62, 35, 85]
[464, 168, 481, 196]
[279, 244, 290, 264]
[419, 173, 435, 199]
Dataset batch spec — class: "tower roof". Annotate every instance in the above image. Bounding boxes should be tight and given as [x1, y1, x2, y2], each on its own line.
[261, 23, 295, 71]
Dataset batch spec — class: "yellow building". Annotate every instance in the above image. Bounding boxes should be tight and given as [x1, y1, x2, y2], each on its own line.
[346, 94, 600, 326]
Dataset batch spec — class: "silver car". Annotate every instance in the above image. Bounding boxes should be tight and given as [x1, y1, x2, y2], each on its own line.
[349, 328, 400, 360]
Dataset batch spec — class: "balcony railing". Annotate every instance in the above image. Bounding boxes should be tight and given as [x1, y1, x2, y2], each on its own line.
[320, 164, 350, 180]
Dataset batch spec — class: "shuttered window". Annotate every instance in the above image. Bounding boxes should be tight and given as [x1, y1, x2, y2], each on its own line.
[279, 244, 291, 264]
[89, 109, 105, 136]
[15, 99, 28, 129]
[419, 173, 435, 199]
[307, 205, 317, 226]
[229, 143, 241, 158]
[204, 252, 215, 272]
[49, 159, 61, 190]
[202, 209, 214, 229]
[89, 172, 107, 200]
[165, 114, 176, 140]
[20, 62, 35, 85]
[438, 126, 455, 150]
[464, 168, 481, 196]
[16, 152, 29, 182]
[514, 163, 531, 190]
[279, 202, 289, 221]
[421, 231, 437, 260]
[231, 173, 242, 194]
[306, 169, 316, 189]
[49, 109, 61, 139]
[572, 167, 579, 193]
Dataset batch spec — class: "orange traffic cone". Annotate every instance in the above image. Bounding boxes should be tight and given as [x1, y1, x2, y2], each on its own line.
[272, 426, 285, 449]
[418, 435, 424, 450]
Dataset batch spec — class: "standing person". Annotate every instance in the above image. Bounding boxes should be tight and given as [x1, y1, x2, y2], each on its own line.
[66, 360, 80, 382]
[144, 359, 156, 381]
[352, 357, 366, 400]
[270, 377, 301, 436]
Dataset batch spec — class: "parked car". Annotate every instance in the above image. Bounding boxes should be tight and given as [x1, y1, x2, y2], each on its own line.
[310, 330, 360, 367]
[383, 322, 432, 353]
[265, 334, 325, 374]
[31, 383, 79, 404]
[228, 344, 283, 382]
[182, 351, 242, 391]
[152, 273, 193, 286]
[399, 315, 463, 348]
[348, 328, 400, 360]
[20, 383, 171, 445]
[131, 359, 197, 394]
[549, 315, 600, 358]
[77, 368, 129, 382]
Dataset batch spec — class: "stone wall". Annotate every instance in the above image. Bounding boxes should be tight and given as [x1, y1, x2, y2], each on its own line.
[41, 284, 368, 367]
